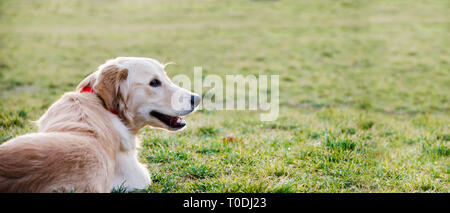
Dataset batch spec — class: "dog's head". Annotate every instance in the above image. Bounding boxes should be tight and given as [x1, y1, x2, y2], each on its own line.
[77, 57, 201, 132]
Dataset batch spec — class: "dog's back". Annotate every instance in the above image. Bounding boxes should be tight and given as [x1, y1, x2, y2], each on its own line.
[0, 92, 118, 192]
[0, 133, 107, 192]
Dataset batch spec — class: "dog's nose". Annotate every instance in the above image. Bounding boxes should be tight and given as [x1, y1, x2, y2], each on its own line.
[191, 94, 201, 109]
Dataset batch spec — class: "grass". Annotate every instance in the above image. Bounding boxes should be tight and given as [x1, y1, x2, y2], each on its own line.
[0, 0, 449, 192]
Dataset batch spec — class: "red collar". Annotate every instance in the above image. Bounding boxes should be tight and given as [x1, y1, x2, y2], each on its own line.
[80, 86, 94, 93]
[80, 86, 118, 115]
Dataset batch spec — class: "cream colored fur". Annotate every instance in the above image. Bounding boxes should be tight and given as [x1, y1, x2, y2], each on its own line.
[0, 57, 200, 192]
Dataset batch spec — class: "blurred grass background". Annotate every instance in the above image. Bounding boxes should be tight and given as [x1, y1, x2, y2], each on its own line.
[0, 0, 449, 192]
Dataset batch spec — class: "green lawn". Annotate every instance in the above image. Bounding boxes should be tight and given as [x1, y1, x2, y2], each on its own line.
[0, 0, 449, 192]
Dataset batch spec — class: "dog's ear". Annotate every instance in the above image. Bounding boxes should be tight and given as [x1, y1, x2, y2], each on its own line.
[93, 64, 128, 114]
[76, 72, 98, 91]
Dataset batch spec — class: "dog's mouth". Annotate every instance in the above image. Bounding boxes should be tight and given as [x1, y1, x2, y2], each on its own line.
[150, 111, 186, 129]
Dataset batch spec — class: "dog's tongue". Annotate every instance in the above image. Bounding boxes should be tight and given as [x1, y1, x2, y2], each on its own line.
[169, 116, 185, 127]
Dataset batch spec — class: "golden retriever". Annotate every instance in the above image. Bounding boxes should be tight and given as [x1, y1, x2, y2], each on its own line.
[0, 57, 201, 192]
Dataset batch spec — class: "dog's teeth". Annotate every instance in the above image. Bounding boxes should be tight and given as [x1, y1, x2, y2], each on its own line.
[175, 117, 182, 124]
[164, 115, 185, 128]
[171, 117, 185, 126]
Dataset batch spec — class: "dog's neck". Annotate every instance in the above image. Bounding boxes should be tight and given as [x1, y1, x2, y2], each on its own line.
[80, 86, 118, 115]
[80, 86, 138, 151]
[110, 114, 136, 151]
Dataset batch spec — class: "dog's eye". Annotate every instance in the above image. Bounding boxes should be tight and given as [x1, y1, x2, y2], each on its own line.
[149, 79, 161, 87]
